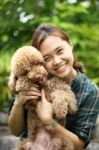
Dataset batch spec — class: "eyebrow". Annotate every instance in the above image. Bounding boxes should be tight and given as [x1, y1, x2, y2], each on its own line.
[55, 46, 62, 51]
[43, 46, 62, 58]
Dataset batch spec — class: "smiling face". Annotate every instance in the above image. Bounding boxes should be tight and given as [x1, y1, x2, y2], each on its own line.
[39, 35, 74, 78]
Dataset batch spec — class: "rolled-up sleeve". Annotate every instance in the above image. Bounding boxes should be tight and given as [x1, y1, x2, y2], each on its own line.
[73, 87, 99, 146]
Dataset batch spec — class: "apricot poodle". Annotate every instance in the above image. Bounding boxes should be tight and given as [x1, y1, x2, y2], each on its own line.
[8, 46, 77, 150]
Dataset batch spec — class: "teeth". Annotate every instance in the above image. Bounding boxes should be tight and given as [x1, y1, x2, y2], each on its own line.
[55, 64, 65, 70]
[55, 64, 66, 73]
[56, 64, 65, 70]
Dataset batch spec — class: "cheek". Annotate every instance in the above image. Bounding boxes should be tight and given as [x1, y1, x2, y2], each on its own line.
[64, 52, 74, 62]
[70, 54, 74, 64]
[45, 61, 53, 71]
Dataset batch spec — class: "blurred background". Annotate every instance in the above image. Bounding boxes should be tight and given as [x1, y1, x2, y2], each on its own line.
[0, 0, 99, 110]
[0, 0, 99, 149]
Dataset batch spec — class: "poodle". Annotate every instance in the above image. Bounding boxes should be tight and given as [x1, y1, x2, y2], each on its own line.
[8, 46, 78, 150]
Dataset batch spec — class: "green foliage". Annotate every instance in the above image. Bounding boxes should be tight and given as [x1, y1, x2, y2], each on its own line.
[0, 0, 99, 109]
[38, 1, 99, 83]
[0, 52, 12, 109]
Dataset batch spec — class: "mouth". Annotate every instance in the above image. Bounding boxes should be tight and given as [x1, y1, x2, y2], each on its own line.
[54, 64, 67, 73]
[35, 76, 47, 85]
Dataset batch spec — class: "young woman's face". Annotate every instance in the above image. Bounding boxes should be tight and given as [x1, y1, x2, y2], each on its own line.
[39, 35, 74, 78]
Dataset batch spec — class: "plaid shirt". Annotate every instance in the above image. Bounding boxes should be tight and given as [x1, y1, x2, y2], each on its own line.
[8, 72, 99, 145]
[66, 72, 99, 146]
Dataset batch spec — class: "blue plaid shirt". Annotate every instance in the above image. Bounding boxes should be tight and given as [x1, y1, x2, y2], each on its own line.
[8, 72, 99, 146]
[66, 72, 99, 146]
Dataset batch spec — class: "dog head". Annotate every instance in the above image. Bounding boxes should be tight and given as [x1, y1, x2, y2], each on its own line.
[8, 46, 48, 92]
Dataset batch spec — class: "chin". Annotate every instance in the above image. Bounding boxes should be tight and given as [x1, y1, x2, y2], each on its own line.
[54, 71, 69, 78]
[57, 74, 67, 79]
[50, 68, 71, 79]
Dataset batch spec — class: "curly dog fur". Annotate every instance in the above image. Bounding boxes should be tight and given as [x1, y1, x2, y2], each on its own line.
[8, 46, 78, 150]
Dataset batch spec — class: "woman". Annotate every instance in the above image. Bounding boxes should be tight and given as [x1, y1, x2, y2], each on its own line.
[8, 25, 99, 150]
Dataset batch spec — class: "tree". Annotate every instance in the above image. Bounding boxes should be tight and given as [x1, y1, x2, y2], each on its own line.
[0, 0, 99, 109]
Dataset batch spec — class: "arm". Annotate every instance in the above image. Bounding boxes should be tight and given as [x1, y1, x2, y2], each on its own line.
[46, 119, 85, 150]
[8, 97, 25, 136]
[37, 85, 99, 150]
[36, 89, 85, 150]
[8, 86, 41, 136]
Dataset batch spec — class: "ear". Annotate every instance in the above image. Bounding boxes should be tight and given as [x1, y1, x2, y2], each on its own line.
[68, 99, 78, 114]
[69, 40, 73, 50]
[8, 73, 17, 93]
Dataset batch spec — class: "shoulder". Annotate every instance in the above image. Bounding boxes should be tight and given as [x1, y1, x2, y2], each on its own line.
[71, 72, 99, 107]
[72, 71, 98, 94]
[70, 74, 99, 146]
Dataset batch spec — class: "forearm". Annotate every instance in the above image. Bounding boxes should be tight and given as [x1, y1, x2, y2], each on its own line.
[8, 103, 25, 136]
[48, 120, 85, 150]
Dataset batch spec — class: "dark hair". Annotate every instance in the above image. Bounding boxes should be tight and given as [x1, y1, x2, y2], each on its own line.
[32, 24, 84, 73]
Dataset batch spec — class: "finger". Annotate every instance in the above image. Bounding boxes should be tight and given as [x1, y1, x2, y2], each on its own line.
[32, 84, 39, 88]
[36, 101, 41, 111]
[20, 91, 41, 96]
[29, 86, 40, 92]
[24, 96, 40, 101]
[26, 91, 41, 96]
[41, 89, 46, 102]
[23, 87, 40, 92]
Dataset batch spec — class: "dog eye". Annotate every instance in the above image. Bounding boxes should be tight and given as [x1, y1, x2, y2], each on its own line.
[22, 70, 28, 75]
[15, 76, 18, 80]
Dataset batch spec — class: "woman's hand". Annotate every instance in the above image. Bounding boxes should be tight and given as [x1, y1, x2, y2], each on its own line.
[36, 89, 53, 125]
[14, 84, 41, 106]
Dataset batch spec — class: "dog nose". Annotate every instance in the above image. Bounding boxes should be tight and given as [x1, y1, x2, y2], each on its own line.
[35, 75, 47, 85]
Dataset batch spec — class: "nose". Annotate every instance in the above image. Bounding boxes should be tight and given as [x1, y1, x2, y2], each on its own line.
[53, 56, 61, 65]
[35, 74, 47, 85]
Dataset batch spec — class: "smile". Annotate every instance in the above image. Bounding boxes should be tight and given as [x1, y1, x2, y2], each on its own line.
[55, 64, 67, 73]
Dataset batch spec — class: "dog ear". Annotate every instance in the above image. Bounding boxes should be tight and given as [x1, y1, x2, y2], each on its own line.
[8, 73, 17, 93]
[68, 97, 78, 114]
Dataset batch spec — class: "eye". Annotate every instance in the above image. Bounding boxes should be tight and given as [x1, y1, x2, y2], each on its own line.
[15, 75, 18, 80]
[44, 56, 51, 62]
[23, 69, 28, 75]
[56, 49, 63, 55]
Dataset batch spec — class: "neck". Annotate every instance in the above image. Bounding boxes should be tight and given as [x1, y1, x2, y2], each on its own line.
[64, 69, 78, 85]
